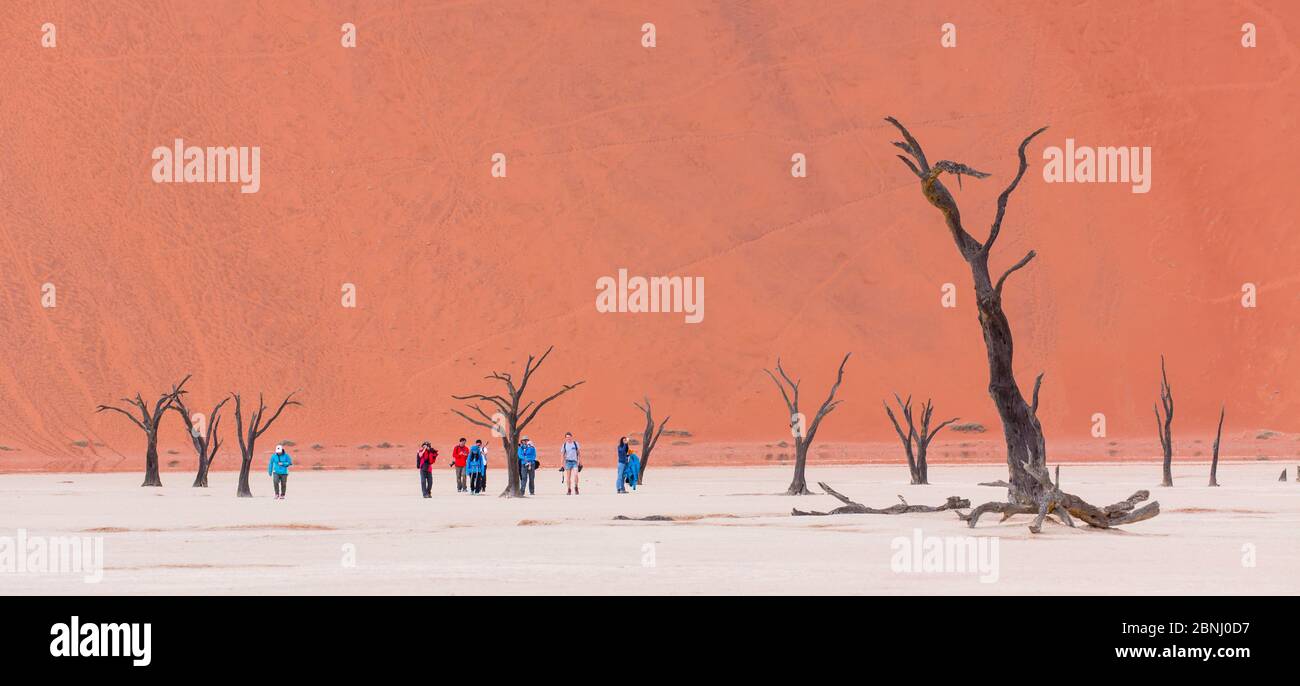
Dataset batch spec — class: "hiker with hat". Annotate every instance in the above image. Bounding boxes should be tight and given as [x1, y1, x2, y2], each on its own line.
[466, 439, 488, 494]
[517, 436, 538, 496]
[268, 444, 293, 500]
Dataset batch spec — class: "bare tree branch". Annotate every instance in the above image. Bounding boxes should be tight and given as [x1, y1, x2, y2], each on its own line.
[984, 126, 1049, 253]
[995, 250, 1037, 295]
[1030, 372, 1045, 415]
[519, 382, 585, 431]
[96, 404, 146, 431]
[450, 408, 497, 430]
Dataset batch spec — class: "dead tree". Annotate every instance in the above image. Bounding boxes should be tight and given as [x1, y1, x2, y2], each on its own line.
[957, 462, 1159, 533]
[764, 353, 851, 495]
[1208, 405, 1225, 487]
[633, 397, 669, 484]
[231, 391, 299, 497]
[886, 117, 1159, 530]
[172, 393, 229, 488]
[96, 375, 190, 486]
[883, 394, 958, 485]
[1154, 355, 1174, 487]
[451, 346, 584, 498]
[792, 483, 969, 516]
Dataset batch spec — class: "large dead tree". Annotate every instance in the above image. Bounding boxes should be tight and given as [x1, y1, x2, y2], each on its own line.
[451, 346, 584, 498]
[172, 392, 229, 488]
[886, 117, 1159, 530]
[884, 394, 958, 485]
[231, 391, 299, 497]
[764, 353, 850, 495]
[792, 483, 969, 516]
[1154, 355, 1174, 486]
[1208, 404, 1225, 487]
[96, 375, 190, 487]
[633, 397, 670, 484]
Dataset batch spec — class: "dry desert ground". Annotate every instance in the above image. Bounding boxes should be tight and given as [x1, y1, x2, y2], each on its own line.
[1, 462, 1297, 595]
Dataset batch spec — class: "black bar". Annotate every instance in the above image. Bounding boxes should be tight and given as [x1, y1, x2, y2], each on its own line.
[0, 596, 1289, 675]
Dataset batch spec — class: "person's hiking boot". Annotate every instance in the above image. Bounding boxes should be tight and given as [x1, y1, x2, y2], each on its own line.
[575, 486, 580, 495]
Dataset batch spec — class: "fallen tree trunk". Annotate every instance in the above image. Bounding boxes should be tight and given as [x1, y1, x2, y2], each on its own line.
[958, 461, 1160, 533]
[791, 482, 969, 516]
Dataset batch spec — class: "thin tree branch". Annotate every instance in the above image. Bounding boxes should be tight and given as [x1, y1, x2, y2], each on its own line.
[518, 381, 585, 431]
[451, 409, 497, 430]
[96, 404, 147, 431]
[995, 250, 1037, 295]
[984, 126, 1049, 253]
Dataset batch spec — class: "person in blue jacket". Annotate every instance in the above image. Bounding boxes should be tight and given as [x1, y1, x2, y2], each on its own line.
[517, 437, 538, 496]
[268, 444, 293, 500]
[466, 439, 487, 494]
[625, 451, 641, 491]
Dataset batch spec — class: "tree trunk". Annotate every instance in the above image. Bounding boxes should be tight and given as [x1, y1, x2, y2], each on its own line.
[193, 459, 208, 488]
[1155, 356, 1174, 487]
[142, 435, 163, 487]
[973, 262, 1046, 505]
[499, 436, 521, 498]
[915, 443, 930, 485]
[1208, 406, 1224, 487]
[786, 441, 811, 495]
[237, 455, 253, 497]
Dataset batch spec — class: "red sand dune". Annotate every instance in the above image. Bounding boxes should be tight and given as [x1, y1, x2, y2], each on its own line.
[0, 2, 1298, 472]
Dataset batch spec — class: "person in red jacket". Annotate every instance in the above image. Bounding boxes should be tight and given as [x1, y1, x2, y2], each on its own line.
[451, 438, 470, 493]
[416, 442, 438, 498]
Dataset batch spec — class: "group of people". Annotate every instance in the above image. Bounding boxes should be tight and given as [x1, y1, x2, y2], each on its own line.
[416, 432, 644, 497]
[417, 438, 489, 496]
[261, 434, 645, 499]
